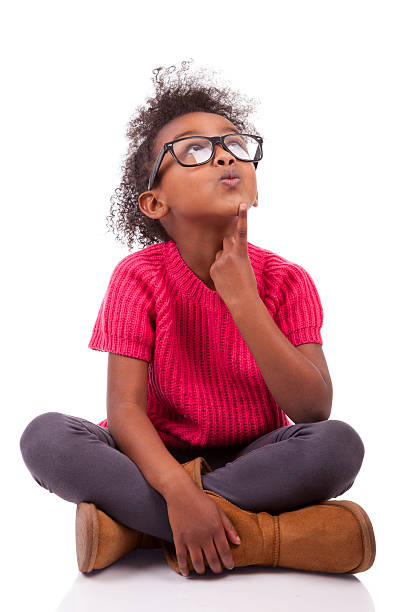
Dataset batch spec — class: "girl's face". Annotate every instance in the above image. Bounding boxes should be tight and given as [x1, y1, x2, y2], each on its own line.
[138, 112, 258, 241]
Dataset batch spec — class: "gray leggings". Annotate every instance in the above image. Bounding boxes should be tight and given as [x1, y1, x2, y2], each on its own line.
[19, 412, 365, 544]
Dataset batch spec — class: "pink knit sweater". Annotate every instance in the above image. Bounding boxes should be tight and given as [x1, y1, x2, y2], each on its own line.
[88, 239, 323, 449]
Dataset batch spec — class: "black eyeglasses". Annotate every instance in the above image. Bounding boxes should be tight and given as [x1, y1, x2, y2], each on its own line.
[147, 133, 263, 190]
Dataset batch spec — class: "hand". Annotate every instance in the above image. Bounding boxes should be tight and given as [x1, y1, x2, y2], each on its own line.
[209, 203, 259, 307]
[166, 485, 241, 576]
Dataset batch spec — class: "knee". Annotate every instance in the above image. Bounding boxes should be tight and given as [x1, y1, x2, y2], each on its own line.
[20, 411, 67, 472]
[318, 419, 365, 478]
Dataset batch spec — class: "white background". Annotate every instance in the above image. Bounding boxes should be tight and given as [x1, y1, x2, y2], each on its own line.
[2, 1, 406, 610]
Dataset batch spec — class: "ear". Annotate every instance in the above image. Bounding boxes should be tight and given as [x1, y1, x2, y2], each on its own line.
[138, 190, 169, 220]
[254, 190, 259, 207]
[137, 191, 154, 217]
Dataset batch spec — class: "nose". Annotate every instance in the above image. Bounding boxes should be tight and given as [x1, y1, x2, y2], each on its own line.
[213, 141, 235, 165]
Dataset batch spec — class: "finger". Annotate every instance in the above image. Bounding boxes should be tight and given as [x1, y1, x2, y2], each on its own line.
[220, 510, 241, 545]
[235, 203, 248, 254]
[175, 541, 189, 576]
[203, 538, 224, 574]
[189, 546, 207, 575]
[213, 528, 235, 571]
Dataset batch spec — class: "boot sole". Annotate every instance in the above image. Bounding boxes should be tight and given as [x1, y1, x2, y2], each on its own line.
[76, 502, 99, 573]
[318, 500, 376, 573]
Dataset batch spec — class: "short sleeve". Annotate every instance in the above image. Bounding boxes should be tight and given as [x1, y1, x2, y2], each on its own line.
[264, 256, 324, 346]
[88, 257, 156, 362]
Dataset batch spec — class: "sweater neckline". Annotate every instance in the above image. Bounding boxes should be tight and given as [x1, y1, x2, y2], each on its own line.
[164, 238, 259, 309]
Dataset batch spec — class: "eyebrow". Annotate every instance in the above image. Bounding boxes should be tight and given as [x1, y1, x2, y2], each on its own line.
[172, 127, 241, 140]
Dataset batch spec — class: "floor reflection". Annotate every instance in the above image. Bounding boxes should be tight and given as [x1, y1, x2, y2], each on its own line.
[56, 548, 375, 612]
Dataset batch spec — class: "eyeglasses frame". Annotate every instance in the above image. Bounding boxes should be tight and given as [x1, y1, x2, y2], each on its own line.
[147, 133, 263, 190]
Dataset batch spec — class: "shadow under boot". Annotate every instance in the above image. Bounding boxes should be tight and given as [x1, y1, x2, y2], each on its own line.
[160, 457, 376, 576]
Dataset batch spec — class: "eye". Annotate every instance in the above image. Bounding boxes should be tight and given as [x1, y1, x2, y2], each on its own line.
[185, 143, 204, 153]
[229, 141, 248, 153]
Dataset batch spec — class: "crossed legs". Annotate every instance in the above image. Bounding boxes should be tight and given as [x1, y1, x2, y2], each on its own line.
[20, 412, 365, 544]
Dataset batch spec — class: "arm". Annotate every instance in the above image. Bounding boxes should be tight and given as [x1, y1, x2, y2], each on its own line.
[106, 353, 197, 500]
[207, 202, 331, 424]
[107, 353, 240, 576]
[228, 295, 332, 423]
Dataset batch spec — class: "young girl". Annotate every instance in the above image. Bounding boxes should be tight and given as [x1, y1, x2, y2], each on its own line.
[19, 59, 375, 578]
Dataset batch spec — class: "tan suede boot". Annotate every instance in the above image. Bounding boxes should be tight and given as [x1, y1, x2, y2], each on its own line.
[160, 457, 376, 575]
[75, 457, 210, 573]
[76, 502, 162, 573]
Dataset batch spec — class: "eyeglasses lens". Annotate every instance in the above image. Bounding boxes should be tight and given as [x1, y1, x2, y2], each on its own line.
[172, 134, 262, 166]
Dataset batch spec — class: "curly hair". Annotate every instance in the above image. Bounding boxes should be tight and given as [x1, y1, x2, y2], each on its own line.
[106, 58, 261, 251]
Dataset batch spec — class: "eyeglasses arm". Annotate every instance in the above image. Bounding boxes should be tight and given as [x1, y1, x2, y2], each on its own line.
[148, 145, 167, 190]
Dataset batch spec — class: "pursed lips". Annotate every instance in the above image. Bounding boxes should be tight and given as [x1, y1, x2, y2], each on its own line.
[219, 170, 241, 185]
[220, 176, 241, 186]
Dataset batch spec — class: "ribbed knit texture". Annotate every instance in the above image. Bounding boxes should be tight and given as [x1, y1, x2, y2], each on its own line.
[88, 239, 323, 449]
